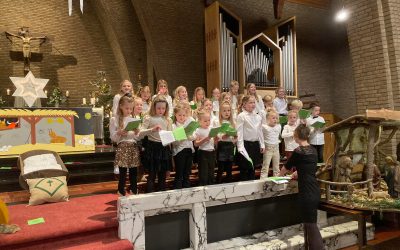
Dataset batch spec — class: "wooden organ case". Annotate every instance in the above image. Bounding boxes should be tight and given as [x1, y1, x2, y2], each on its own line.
[205, 1, 243, 95]
[264, 17, 298, 97]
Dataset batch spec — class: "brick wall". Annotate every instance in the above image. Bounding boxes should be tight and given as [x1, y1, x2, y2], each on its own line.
[132, 0, 356, 114]
[344, 0, 400, 155]
[0, 0, 357, 118]
[0, 0, 146, 106]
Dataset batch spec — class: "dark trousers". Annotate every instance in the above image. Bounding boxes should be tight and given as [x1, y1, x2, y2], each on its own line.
[239, 166, 255, 181]
[216, 161, 233, 183]
[147, 170, 166, 192]
[174, 148, 193, 189]
[311, 144, 324, 163]
[118, 167, 137, 195]
[198, 150, 216, 185]
[303, 223, 324, 250]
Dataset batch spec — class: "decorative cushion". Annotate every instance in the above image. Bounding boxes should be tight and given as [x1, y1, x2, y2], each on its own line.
[23, 153, 62, 174]
[26, 176, 69, 206]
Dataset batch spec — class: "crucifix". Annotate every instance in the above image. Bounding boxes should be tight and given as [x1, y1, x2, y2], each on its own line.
[5, 27, 47, 75]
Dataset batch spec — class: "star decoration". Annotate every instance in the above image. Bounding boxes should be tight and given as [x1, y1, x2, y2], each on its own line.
[10, 71, 48, 107]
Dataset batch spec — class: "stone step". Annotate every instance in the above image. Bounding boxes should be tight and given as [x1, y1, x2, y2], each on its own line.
[205, 220, 374, 250]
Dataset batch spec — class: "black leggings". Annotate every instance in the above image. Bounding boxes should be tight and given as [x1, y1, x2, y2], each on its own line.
[146, 170, 166, 192]
[174, 148, 193, 189]
[311, 144, 324, 163]
[216, 161, 233, 183]
[118, 167, 137, 195]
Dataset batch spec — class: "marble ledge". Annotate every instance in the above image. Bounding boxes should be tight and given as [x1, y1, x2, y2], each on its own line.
[118, 179, 298, 217]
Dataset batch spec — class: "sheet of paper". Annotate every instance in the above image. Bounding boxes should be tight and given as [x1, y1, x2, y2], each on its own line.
[159, 130, 175, 146]
[124, 118, 141, 131]
[208, 126, 221, 137]
[0, 167, 12, 170]
[184, 121, 199, 136]
[239, 150, 253, 167]
[172, 126, 187, 141]
[28, 217, 45, 225]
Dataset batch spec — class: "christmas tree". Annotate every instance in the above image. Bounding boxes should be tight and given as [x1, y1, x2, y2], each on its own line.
[47, 87, 66, 107]
[90, 71, 113, 144]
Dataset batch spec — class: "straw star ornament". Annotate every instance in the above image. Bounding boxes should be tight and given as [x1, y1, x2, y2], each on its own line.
[10, 71, 48, 107]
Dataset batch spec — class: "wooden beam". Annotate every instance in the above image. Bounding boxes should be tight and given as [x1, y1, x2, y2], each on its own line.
[287, 0, 331, 10]
[273, 0, 286, 19]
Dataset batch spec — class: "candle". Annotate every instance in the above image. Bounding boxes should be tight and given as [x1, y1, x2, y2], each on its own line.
[6, 89, 10, 95]
[110, 111, 113, 117]
[82, 98, 87, 105]
[44, 90, 48, 95]
[90, 97, 95, 105]
[66, 90, 69, 97]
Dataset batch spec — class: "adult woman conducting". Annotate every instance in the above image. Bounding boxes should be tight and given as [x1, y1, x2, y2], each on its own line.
[279, 124, 323, 249]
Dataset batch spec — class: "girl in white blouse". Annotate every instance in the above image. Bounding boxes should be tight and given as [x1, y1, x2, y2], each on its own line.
[109, 96, 140, 196]
[152, 79, 173, 117]
[281, 110, 300, 160]
[214, 101, 236, 183]
[246, 83, 265, 116]
[172, 103, 195, 189]
[111, 80, 133, 117]
[141, 95, 172, 192]
[236, 95, 265, 181]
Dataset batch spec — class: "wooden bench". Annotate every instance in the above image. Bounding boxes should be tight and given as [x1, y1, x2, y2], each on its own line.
[319, 202, 373, 249]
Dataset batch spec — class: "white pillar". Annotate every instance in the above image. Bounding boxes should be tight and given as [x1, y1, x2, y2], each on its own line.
[189, 202, 207, 250]
[119, 209, 145, 249]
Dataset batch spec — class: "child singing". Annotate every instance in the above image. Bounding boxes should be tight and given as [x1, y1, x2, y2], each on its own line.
[138, 85, 152, 114]
[193, 111, 217, 185]
[236, 95, 265, 181]
[261, 111, 281, 178]
[281, 110, 299, 160]
[306, 104, 325, 163]
[215, 101, 236, 183]
[112, 80, 133, 117]
[109, 95, 140, 196]
[141, 96, 171, 192]
[152, 79, 173, 117]
[172, 103, 195, 188]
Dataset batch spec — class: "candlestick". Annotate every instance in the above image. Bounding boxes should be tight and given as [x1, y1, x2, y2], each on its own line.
[82, 97, 87, 105]
[90, 97, 95, 105]
[66, 90, 69, 97]
[6, 89, 10, 96]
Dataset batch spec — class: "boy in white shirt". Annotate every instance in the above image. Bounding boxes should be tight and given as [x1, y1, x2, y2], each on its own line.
[306, 105, 325, 163]
[262, 111, 281, 178]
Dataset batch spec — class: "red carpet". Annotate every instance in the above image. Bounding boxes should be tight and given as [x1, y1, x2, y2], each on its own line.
[0, 194, 132, 250]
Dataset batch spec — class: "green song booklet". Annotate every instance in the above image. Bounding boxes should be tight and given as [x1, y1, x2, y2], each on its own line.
[298, 109, 311, 119]
[124, 118, 141, 131]
[208, 126, 221, 137]
[28, 217, 45, 225]
[279, 116, 288, 124]
[190, 102, 197, 110]
[311, 121, 326, 128]
[184, 121, 199, 136]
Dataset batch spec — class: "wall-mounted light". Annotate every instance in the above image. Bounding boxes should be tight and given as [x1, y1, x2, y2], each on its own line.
[335, 7, 349, 22]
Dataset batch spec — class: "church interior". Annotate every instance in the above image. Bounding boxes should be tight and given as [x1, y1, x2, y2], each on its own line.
[1, 0, 400, 249]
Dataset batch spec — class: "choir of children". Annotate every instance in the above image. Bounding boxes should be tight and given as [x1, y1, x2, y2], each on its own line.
[110, 79, 325, 195]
